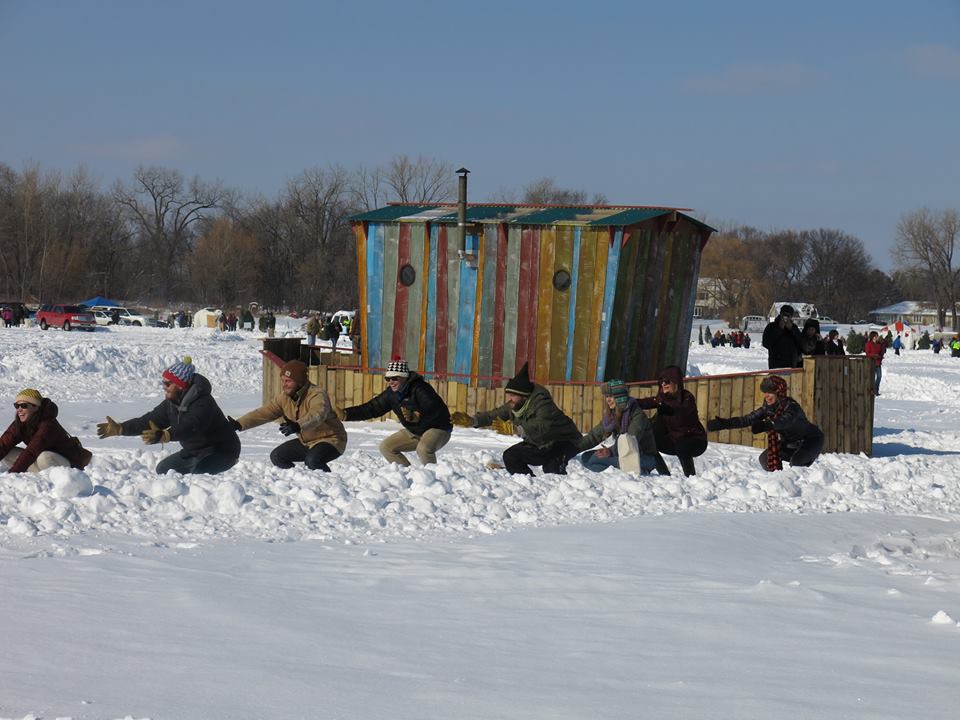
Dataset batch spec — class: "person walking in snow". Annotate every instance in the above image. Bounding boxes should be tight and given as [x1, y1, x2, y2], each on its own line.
[337, 358, 452, 466]
[864, 331, 886, 395]
[892, 334, 903, 356]
[0, 389, 92, 473]
[96, 357, 240, 475]
[635, 365, 707, 476]
[229, 359, 345, 471]
[452, 362, 582, 476]
[707, 375, 823, 471]
[577, 380, 658, 474]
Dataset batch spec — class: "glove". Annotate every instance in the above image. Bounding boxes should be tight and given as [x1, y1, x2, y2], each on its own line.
[656, 402, 675, 416]
[491, 416, 514, 435]
[400, 406, 421, 423]
[227, 416, 242, 432]
[97, 415, 122, 439]
[334, 406, 346, 421]
[279, 418, 301, 436]
[706, 416, 728, 432]
[751, 418, 771, 434]
[451, 411, 474, 427]
[140, 420, 170, 445]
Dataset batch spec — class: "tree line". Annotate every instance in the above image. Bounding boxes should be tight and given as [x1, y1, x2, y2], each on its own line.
[698, 208, 959, 327]
[1, 156, 956, 326]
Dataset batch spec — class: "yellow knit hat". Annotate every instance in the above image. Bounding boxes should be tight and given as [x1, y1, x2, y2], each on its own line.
[15, 388, 43, 407]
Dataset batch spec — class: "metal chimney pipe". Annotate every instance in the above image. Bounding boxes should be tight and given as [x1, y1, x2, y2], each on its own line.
[456, 167, 469, 258]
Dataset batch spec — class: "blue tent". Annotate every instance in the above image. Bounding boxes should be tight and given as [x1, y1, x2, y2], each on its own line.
[79, 295, 120, 307]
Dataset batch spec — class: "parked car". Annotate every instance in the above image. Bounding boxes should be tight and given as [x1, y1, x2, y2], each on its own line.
[87, 305, 149, 326]
[36, 304, 97, 331]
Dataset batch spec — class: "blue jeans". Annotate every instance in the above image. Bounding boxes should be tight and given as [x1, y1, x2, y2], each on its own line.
[580, 450, 657, 474]
[874, 365, 882, 395]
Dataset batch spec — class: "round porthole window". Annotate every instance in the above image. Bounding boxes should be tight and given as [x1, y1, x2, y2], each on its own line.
[399, 263, 416, 287]
[553, 269, 572, 291]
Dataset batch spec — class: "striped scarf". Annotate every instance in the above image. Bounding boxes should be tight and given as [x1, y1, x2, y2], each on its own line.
[765, 377, 789, 471]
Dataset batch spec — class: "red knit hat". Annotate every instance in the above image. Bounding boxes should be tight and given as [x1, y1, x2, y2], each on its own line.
[162, 357, 195, 389]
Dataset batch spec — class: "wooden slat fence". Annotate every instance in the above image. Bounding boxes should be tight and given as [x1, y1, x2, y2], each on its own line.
[260, 339, 875, 456]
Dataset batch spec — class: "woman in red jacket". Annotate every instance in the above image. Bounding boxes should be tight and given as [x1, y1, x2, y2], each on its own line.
[0, 389, 92, 473]
[864, 331, 886, 396]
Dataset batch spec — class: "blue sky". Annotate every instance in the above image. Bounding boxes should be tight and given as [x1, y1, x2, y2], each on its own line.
[2, 0, 958, 269]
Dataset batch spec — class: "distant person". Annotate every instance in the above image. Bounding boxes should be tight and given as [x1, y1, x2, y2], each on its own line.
[304, 313, 321, 346]
[577, 380, 658, 474]
[2, 306, 12, 328]
[743, 332, 751, 349]
[96, 357, 240, 475]
[762, 305, 803, 369]
[0, 389, 92, 473]
[267, 311, 276, 338]
[110, 307, 121, 325]
[635, 365, 707, 477]
[893, 334, 903, 356]
[799, 318, 825, 357]
[932, 337, 942, 354]
[338, 358, 452, 466]
[230, 359, 346, 471]
[825, 329, 845, 355]
[864, 331, 886, 395]
[708, 375, 823, 471]
[452, 362, 581, 475]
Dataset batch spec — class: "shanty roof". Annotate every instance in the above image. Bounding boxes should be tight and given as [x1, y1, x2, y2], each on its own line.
[349, 203, 715, 232]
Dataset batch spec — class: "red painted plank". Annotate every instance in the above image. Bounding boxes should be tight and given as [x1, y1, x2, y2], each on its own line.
[515, 228, 540, 373]
[434, 225, 449, 374]
[491, 223, 508, 378]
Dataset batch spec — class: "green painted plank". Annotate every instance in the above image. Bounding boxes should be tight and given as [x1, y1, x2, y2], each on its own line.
[501, 226, 522, 379]
[380, 223, 400, 369]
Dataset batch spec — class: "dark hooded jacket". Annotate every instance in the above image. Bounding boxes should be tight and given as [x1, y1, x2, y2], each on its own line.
[636, 366, 707, 442]
[799, 318, 826, 357]
[762, 317, 803, 369]
[0, 398, 92, 473]
[475, 385, 582, 449]
[344, 372, 452, 435]
[120, 373, 240, 459]
[718, 397, 821, 450]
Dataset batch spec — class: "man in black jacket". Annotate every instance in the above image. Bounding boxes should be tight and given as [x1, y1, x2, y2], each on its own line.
[337, 358, 452, 466]
[96, 357, 241, 475]
[762, 305, 803, 369]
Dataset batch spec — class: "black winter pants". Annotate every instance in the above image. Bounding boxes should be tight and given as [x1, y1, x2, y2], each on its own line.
[270, 439, 342, 471]
[758, 429, 824, 470]
[502, 440, 579, 476]
[652, 417, 707, 477]
[156, 448, 240, 476]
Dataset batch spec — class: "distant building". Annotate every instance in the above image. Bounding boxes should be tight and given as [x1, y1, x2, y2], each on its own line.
[869, 301, 959, 327]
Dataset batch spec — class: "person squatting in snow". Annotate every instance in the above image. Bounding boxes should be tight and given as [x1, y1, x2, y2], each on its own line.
[452, 362, 582, 476]
[336, 358, 453, 467]
[0, 388, 92, 473]
[707, 374, 824, 471]
[577, 379, 659, 475]
[96, 357, 241, 475]
[229, 359, 346, 472]
[635, 365, 708, 477]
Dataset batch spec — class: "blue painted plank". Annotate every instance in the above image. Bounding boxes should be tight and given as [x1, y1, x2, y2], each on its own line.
[595, 228, 623, 382]
[365, 223, 384, 369]
[454, 232, 479, 378]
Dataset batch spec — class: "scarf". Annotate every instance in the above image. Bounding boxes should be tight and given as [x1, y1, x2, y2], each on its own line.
[601, 399, 635, 437]
[765, 377, 790, 471]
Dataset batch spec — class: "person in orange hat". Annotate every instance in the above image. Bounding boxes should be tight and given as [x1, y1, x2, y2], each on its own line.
[1, 389, 92, 473]
[230, 359, 346, 471]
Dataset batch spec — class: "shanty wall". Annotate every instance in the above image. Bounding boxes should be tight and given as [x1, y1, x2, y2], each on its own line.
[261, 342, 875, 456]
[352, 216, 704, 385]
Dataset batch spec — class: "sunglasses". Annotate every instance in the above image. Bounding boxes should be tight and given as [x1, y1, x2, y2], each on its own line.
[660, 380, 676, 386]
[13, 402, 36, 410]
[161, 380, 174, 387]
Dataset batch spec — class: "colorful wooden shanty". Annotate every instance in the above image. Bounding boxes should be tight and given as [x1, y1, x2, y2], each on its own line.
[349, 203, 714, 384]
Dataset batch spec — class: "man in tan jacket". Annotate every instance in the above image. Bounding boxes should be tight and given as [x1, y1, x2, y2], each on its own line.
[229, 359, 346, 471]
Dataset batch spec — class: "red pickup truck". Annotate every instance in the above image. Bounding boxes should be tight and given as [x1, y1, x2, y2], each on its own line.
[36, 304, 97, 331]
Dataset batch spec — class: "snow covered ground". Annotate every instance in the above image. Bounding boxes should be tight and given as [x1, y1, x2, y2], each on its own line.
[2, 324, 959, 719]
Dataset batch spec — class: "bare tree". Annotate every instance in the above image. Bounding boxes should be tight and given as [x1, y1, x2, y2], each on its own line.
[893, 207, 960, 329]
[698, 233, 766, 321]
[383, 155, 455, 204]
[113, 166, 229, 300]
[800, 228, 874, 321]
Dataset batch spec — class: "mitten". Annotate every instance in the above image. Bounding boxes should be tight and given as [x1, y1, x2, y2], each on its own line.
[491, 417, 514, 436]
[706, 416, 727, 432]
[750, 418, 770, 434]
[279, 418, 301, 436]
[140, 420, 170, 445]
[97, 416, 122, 439]
[451, 411, 474, 427]
[334, 406, 347, 421]
[227, 416, 242, 432]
